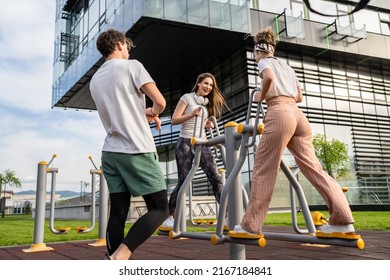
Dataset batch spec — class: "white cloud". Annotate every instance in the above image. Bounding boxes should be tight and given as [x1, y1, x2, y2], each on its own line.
[0, 0, 55, 111]
[0, 105, 106, 192]
[0, 1, 107, 192]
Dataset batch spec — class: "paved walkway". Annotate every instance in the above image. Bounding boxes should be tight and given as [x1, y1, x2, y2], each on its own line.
[1, 226, 389, 260]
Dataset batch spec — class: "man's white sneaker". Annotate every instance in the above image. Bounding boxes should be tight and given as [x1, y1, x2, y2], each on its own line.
[161, 216, 174, 228]
[319, 224, 355, 234]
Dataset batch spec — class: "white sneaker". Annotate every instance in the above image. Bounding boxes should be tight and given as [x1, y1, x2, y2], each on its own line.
[161, 216, 174, 228]
[233, 225, 259, 236]
[319, 224, 355, 234]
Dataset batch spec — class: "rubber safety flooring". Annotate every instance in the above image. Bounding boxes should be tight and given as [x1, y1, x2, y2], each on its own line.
[0, 226, 389, 260]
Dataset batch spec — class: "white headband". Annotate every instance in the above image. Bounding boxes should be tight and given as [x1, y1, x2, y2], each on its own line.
[254, 43, 275, 54]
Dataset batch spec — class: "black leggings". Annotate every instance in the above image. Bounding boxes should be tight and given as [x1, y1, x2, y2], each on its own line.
[106, 190, 168, 256]
[169, 137, 223, 214]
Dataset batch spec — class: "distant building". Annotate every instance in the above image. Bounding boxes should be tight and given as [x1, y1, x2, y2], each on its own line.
[52, 0, 390, 206]
[0, 191, 59, 215]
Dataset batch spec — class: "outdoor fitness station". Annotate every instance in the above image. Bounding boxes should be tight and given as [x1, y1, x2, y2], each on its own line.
[23, 155, 109, 253]
[158, 88, 364, 260]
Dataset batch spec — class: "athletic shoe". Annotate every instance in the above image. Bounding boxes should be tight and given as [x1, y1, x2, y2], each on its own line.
[161, 216, 174, 228]
[319, 224, 355, 234]
[233, 225, 259, 236]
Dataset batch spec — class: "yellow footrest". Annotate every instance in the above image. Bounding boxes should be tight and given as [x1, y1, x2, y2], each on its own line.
[228, 231, 266, 247]
[193, 219, 206, 225]
[76, 226, 88, 232]
[228, 230, 264, 239]
[158, 226, 172, 232]
[56, 227, 70, 233]
[315, 230, 361, 240]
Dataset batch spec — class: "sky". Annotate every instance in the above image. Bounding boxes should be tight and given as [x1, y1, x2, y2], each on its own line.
[0, 1, 106, 193]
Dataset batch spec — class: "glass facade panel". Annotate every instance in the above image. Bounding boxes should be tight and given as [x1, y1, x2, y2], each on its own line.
[305, 83, 320, 93]
[291, 1, 304, 18]
[164, 0, 187, 22]
[209, 1, 231, 30]
[325, 124, 353, 156]
[310, 123, 325, 136]
[307, 96, 321, 108]
[231, 1, 250, 32]
[350, 101, 363, 113]
[188, 0, 209, 26]
[362, 91, 374, 100]
[363, 103, 376, 114]
[380, 21, 390, 35]
[308, 1, 336, 24]
[258, 0, 291, 15]
[335, 87, 348, 97]
[353, 9, 380, 33]
[256, 0, 390, 36]
[336, 100, 349, 112]
[322, 98, 336, 110]
[376, 105, 388, 116]
[89, 0, 100, 34]
[321, 85, 333, 94]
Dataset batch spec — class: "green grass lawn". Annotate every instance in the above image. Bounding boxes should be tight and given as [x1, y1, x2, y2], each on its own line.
[0, 211, 389, 247]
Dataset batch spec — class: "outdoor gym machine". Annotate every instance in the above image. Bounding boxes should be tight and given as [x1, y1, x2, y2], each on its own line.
[23, 154, 109, 253]
[159, 88, 364, 260]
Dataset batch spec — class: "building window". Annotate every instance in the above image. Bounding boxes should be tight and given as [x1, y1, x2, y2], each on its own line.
[379, 12, 390, 35]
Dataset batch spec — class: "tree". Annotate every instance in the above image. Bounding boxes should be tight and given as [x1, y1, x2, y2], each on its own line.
[312, 134, 350, 179]
[0, 169, 22, 218]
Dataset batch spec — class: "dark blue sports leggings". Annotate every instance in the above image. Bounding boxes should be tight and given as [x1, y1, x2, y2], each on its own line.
[168, 137, 223, 215]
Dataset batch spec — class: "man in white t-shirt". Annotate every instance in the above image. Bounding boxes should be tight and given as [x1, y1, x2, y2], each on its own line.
[90, 28, 168, 260]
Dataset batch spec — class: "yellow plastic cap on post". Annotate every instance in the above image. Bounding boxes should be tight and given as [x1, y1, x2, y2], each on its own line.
[237, 123, 244, 134]
[258, 123, 264, 134]
[224, 121, 238, 128]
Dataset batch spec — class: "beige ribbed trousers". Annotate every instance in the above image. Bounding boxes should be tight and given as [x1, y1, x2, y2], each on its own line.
[241, 96, 354, 234]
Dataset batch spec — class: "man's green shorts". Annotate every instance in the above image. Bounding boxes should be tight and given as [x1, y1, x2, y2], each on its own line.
[102, 151, 166, 196]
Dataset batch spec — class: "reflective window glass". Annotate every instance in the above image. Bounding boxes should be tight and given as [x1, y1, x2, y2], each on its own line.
[324, 124, 354, 156]
[376, 105, 388, 116]
[380, 22, 390, 35]
[335, 87, 348, 97]
[310, 123, 325, 136]
[291, 2, 304, 18]
[322, 98, 336, 110]
[304, 62, 318, 71]
[350, 102, 363, 113]
[319, 66, 331, 73]
[308, 1, 336, 24]
[333, 69, 345, 76]
[363, 103, 376, 114]
[307, 96, 321, 108]
[375, 93, 386, 101]
[349, 89, 360, 98]
[321, 85, 333, 94]
[306, 83, 320, 93]
[258, 0, 291, 15]
[353, 9, 380, 33]
[362, 91, 374, 100]
[289, 60, 302, 68]
[336, 100, 349, 111]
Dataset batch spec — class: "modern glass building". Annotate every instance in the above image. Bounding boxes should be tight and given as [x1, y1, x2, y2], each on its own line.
[52, 0, 390, 207]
